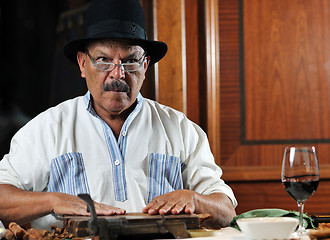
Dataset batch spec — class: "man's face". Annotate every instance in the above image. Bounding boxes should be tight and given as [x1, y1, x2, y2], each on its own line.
[77, 40, 149, 118]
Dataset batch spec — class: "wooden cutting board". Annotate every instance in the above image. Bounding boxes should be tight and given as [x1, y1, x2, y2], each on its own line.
[59, 213, 211, 238]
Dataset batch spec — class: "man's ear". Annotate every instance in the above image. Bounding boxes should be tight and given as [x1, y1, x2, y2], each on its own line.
[144, 56, 150, 70]
[77, 51, 87, 78]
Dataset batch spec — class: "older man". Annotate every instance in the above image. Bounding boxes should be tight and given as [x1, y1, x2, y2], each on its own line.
[0, 0, 237, 230]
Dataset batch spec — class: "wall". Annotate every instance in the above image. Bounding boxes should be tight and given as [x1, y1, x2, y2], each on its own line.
[146, 0, 330, 215]
[218, 0, 330, 215]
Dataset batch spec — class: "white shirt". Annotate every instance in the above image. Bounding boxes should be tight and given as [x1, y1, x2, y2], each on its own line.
[0, 92, 237, 229]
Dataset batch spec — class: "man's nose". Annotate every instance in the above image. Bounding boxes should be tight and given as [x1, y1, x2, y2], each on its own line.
[110, 62, 125, 78]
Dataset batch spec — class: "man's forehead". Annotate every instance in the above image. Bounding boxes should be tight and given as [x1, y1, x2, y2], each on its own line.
[88, 39, 144, 53]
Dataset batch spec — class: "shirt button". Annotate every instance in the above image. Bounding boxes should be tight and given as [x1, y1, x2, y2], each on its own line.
[122, 131, 127, 136]
[114, 160, 120, 166]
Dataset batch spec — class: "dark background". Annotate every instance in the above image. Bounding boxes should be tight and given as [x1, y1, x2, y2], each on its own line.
[0, 0, 91, 157]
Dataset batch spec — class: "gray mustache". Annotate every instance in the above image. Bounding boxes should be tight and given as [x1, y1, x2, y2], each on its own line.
[102, 80, 130, 93]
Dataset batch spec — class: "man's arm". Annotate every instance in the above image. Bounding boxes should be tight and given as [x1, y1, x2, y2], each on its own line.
[142, 189, 236, 228]
[0, 184, 126, 227]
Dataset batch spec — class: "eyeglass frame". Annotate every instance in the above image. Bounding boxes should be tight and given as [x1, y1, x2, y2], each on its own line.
[85, 50, 148, 72]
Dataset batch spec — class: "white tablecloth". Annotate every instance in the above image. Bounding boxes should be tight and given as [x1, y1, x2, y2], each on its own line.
[186, 227, 244, 240]
[182, 227, 311, 240]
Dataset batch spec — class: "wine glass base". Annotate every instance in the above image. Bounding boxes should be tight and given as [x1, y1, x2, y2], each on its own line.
[290, 229, 309, 239]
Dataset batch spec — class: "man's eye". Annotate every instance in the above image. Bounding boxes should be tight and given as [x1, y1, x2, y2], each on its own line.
[96, 57, 110, 63]
[125, 58, 139, 64]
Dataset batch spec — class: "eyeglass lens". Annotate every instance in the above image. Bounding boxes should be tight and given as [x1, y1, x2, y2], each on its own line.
[87, 51, 146, 72]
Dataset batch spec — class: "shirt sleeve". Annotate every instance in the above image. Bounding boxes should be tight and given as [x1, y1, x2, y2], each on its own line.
[0, 126, 50, 192]
[181, 119, 238, 208]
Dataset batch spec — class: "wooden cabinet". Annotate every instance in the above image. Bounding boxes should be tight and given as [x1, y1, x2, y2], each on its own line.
[218, 0, 330, 214]
[143, 0, 330, 215]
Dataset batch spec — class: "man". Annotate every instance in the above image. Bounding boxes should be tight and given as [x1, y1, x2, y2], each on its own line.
[0, 0, 237, 230]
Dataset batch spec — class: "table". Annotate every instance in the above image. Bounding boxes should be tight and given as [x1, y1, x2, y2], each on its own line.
[184, 227, 311, 240]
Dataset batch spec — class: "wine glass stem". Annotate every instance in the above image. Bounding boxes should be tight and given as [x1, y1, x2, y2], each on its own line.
[297, 201, 305, 234]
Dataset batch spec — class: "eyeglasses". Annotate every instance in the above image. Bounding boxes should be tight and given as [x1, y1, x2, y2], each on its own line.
[86, 51, 147, 72]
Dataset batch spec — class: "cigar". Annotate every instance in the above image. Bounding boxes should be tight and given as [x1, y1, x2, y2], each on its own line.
[50, 225, 62, 235]
[8, 222, 27, 239]
[24, 228, 50, 240]
[3, 229, 14, 240]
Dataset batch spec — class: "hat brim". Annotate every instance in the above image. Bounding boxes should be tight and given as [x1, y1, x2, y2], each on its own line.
[63, 35, 167, 67]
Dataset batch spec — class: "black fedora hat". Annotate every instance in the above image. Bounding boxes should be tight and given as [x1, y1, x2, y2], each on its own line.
[63, 0, 167, 66]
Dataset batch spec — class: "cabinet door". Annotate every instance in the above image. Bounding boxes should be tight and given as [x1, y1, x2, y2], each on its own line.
[218, 0, 330, 214]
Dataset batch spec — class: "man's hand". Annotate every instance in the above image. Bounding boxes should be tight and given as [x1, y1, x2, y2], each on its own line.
[142, 190, 236, 228]
[142, 189, 196, 215]
[0, 184, 126, 226]
[50, 192, 126, 216]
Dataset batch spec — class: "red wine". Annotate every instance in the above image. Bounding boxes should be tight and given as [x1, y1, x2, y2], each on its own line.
[283, 180, 319, 202]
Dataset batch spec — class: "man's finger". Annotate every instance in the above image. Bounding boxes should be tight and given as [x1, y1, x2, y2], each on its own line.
[170, 201, 186, 215]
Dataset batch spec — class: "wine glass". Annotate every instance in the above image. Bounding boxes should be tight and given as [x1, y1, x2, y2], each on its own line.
[281, 146, 320, 237]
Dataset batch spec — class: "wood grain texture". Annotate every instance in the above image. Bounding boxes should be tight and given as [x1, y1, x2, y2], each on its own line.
[222, 165, 330, 182]
[244, 0, 330, 141]
[144, 0, 330, 214]
[229, 179, 330, 215]
[140, 0, 156, 101]
[142, 0, 206, 127]
[218, 0, 330, 167]
[218, 0, 241, 164]
[217, 0, 330, 214]
[155, 0, 186, 113]
[205, 0, 221, 159]
[185, 0, 201, 125]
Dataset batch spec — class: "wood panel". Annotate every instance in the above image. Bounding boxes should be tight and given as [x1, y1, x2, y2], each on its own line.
[154, 0, 187, 113]
[223, 164, 330, 182]
[229, 180, 330, 215]
[217, 0, 330, 214]
[144, 0, 330, 215]
[143, 0, 207, 126]
[244, 0, 330, 142]
[218, 0, 241, 164]
[185, 0, 202, 125]
[140, 0, 156, 101]
[218, 0, 330, 169]
[205, 0, 221, 158]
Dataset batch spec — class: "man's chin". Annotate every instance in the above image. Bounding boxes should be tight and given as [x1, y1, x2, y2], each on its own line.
[104, 100, 130, 114]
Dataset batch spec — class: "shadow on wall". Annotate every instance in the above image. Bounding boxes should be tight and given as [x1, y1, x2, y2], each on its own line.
[0, 0, 89, 158]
